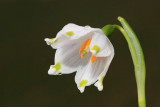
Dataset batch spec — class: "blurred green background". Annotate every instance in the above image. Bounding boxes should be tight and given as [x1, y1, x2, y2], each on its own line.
[1, 0, 160, 107]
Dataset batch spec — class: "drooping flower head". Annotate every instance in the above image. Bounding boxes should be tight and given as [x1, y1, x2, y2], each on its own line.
[44, 23, 114, 93]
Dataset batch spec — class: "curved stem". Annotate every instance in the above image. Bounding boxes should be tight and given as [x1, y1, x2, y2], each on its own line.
[114, 25, 146, 107]
[102, 17, 146, 107]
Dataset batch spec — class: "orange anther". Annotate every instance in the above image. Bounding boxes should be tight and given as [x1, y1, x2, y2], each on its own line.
[79, 38, 92, 54]
[91, 55, 97, 63]
[85, 39, 92, 49]
[79, 39, 88, 54]
[81, 54, 86, 58]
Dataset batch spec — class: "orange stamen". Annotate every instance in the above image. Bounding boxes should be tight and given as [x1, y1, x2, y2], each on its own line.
[81, 54, 86, 58]
[85, 39, 92, 49]
[91, 55, 97, 63]
[79, 39, 92, 54]
[79, 39, 89, 54]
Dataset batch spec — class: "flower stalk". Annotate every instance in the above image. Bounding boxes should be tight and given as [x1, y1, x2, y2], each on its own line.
[102, 17, 146, 107]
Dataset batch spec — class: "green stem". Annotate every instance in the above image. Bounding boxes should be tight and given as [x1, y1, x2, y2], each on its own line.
[114, 25, 146, 107]
[102, 17, 146, 107]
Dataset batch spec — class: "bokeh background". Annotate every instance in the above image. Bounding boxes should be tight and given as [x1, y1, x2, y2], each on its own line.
[1, 0, 160, 107]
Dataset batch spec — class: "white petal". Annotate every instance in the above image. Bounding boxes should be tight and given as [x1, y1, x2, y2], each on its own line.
[59, 23, 101, 40]
[94, 54, 114, 91]
[48, 37, 92, 75]
[48, 66, 56, 75]
[75, 55, 110, 92]
[90, 31, 114, 57]
[44, 24, 100, 48]
[44, 23, 101, 49]
[74, 53, 92, 89]
[44, 35, 75, 49]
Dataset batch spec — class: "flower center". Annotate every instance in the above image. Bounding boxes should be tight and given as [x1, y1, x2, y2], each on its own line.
[79, 38, 98, 63]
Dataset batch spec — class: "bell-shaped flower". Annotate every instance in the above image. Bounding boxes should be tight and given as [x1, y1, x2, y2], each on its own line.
[44, 23, 114, 93]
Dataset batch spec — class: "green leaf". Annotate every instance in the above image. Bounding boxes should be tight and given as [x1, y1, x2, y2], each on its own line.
[117, 16, 146, 107]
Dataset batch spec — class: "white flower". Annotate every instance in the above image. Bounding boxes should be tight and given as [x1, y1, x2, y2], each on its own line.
[44, 23, 114, 93]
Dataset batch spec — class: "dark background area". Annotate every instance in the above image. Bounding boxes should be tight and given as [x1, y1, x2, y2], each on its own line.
[1, 0, 160, 107]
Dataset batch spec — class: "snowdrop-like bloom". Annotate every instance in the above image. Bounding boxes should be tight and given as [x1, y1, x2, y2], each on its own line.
[44, 23, 114, 93]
